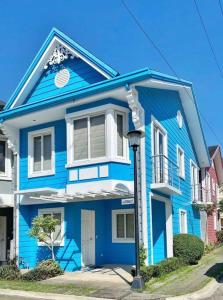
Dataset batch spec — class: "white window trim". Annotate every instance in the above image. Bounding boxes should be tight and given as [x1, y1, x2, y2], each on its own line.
[112, 209, 135, 243]
[66, 104, 130, 168]
[28, 127, 55, 178]
[151, 116, 168, 182]
[179, 209, 188, 233]
[0, 137, 12, 181]
[190, 159, 199, 202]
[38, 207, 64, 247]
[176, 145, 185, 179]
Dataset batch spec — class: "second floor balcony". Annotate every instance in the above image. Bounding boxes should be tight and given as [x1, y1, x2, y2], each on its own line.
[191, 184, 213, 204]
[151, 154, 181, 195]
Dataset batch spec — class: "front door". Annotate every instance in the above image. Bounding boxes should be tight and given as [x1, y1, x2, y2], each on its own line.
[0, 216, 6, 261]
[152, 199, 167, 264]
[81, 210, 95, 266]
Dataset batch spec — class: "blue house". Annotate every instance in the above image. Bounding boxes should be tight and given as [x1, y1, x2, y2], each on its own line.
[0, 29, 209, 270]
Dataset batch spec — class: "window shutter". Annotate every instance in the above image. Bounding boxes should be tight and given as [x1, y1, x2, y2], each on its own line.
[74, 118, 88, 160]
[90, 115, 105, 158]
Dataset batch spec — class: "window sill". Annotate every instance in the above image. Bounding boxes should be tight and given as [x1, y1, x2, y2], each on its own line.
[28, 170, 55, 178]
[0, 175, 12, 181]
[66, 157, 131, 168]
[112, 238, 135, 244]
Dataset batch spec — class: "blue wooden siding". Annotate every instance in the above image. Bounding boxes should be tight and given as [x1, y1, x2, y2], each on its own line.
[19, 98, 133, 191]
[19, 199, 135, 271]
[24, 58, 105, 105]
[152, 199, 167, 264]
[138, 87, 201, 264]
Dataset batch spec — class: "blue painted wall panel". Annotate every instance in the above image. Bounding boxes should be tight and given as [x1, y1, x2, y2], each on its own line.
[19, 199, 135, 271]
[138, 87, 201, 264]
[25, 59, 105, 105]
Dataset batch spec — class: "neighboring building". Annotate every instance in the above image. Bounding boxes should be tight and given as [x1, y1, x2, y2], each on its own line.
[199, 146, 223, 243]
[0, 100, 15, 265]
[0, 29, 210, 270]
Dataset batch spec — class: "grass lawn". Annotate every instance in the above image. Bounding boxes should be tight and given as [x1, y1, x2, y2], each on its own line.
[144, 245, 223, 296]
[0, 280, 96, 296]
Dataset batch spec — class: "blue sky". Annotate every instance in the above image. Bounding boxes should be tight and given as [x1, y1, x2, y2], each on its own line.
[0, 0, 222, 147]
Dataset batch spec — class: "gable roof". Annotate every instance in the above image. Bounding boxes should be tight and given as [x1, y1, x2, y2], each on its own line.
[4, 28, 118, 110]
[208, 145, 223, 185]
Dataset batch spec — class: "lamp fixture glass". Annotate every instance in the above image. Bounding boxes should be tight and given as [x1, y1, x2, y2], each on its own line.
[127, 130, 142, 147]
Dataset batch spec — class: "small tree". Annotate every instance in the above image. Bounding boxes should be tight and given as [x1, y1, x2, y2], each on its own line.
[29, 215, 60, 261]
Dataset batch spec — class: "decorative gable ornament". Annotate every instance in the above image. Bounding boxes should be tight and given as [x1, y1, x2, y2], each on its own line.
[126, 88, 145, 132]
[44, 44, 76, 69]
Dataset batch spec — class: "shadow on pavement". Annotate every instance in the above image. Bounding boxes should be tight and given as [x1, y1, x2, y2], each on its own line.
[205, 263, 223, 282]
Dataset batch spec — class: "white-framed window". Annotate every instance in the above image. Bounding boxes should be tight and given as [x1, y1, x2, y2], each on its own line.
[214, 212, 217, 230]
[190, 160, 199, 202]
[112, 209, 135, 243]
[28, 127, 55, 178]
[0, 137, 12, 180]
[179, 209, 187, 233]
[151, 117, 168, 184]
[212, 178, 216, 196]
[206, 172, 211, 201]
[176, 145, 185, 179]
[38, 207, 64, 246]
[66, 104, 129, 167]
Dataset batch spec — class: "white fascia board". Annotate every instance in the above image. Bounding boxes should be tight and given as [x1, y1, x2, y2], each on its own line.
[10, 36, 111, 110]
[131, 79, 210, 168]
[14, 187, 60, 195]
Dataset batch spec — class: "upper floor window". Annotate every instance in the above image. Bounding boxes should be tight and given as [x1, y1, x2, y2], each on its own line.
[66, 104, 129, 167]
[0, 138, 11, 180]
[73, 114, 106, 160]
[177, 145, 185, 179]
[190, 160, 199, 202]
[28, 127, 55, 178]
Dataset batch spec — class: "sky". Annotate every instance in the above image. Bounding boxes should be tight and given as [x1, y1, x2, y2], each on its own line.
[0, 0, 222, 147]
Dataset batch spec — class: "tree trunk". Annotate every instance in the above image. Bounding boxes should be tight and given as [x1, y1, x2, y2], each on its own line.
[51, 244, 55, 261]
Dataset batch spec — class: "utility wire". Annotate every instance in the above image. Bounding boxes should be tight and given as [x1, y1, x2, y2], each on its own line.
[193, 0, 223, 78]
[121, 0, 223, 147]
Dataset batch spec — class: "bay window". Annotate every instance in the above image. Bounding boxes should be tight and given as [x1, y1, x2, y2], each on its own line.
[66, 104, 129, 167]
[28, 127, 55, 177]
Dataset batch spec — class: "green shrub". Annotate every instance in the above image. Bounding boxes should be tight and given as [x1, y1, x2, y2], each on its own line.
[204, 243, 216, 254]
[139, 244, 147, 267]
[22, 259, 63, 281]
[216, 230, 223, 243]
[131, 257, 186, 282]
[0, 265, 20, 280]
[173, 234, 204, 265]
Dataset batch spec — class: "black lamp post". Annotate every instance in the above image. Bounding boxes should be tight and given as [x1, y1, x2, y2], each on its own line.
[127, 130, 144, 290]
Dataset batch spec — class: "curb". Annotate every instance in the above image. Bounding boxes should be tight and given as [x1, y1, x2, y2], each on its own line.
[166, 278, 221, 300]
[0, 288, 113, 300]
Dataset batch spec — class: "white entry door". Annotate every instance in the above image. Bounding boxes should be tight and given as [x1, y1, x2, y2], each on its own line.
[81, 210, 95, 266]
[0, 216, 6, 261]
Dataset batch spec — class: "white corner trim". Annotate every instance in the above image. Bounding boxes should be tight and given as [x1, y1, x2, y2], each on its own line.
[112, 209, 135, 243]
[28, 127, 55, 178]
[179, 208, 188, 234]
[126, 88, 145, 131]
[38, 207, 65, 247]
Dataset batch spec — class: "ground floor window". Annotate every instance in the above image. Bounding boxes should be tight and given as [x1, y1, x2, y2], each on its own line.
[112, 209, 135, 243]
[38, 207, 64, 246]
[179, 209, 187, 234]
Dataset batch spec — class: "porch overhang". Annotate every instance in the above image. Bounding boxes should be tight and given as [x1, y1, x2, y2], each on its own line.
[16, 183, 134, 205]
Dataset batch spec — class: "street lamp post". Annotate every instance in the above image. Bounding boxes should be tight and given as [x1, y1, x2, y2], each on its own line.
[127, 130, 145, 290]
